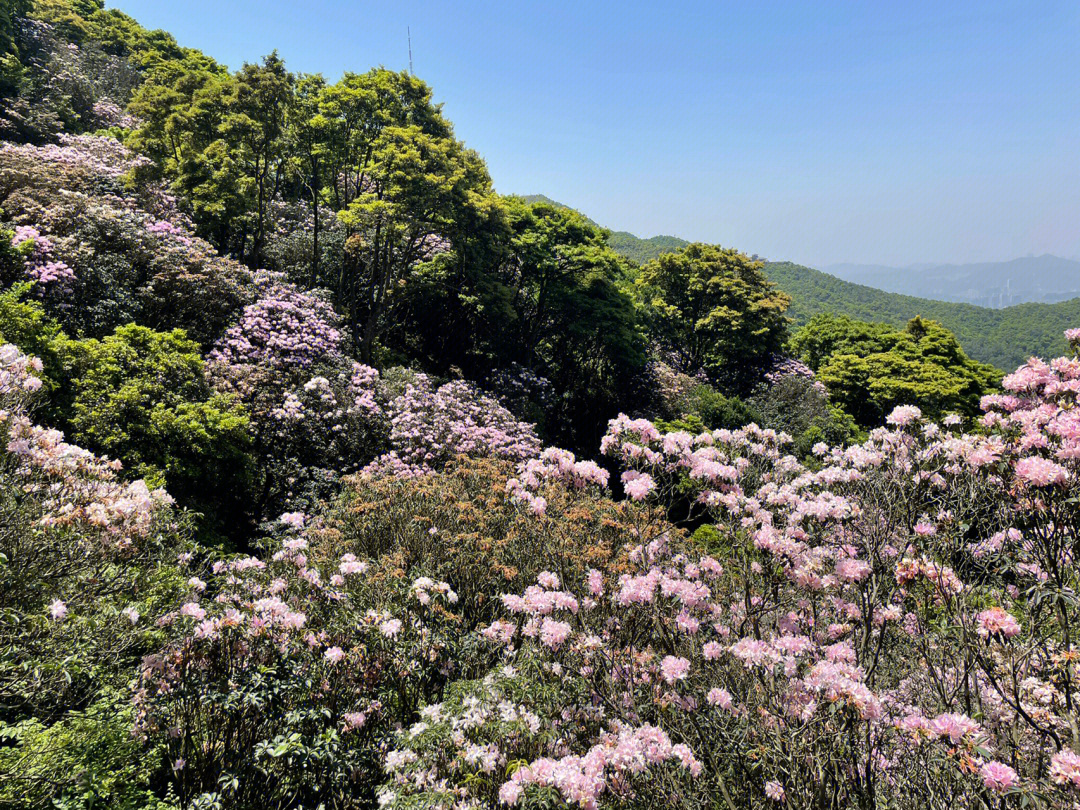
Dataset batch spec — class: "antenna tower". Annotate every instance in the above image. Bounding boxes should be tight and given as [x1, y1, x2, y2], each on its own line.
[408, 27, 413, 75]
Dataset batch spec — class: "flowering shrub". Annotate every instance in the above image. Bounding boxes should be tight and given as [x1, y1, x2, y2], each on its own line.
[208, 284, 343, 374]
[362, 372, 541, 476]
[8, 224, 74, 286]
[205, 284, 373, 516]
[326, 456, 660, 629]
[135, 517, 470, 809]
[257, 361, 386, 513]
[0, 135, 258, 343]
[0, 342, 188, 806]
[379, 331, 1080, 808]
[486, 362, 555, 426]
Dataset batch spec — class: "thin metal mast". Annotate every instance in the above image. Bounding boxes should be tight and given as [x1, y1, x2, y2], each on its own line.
[408, 27, 413, 75]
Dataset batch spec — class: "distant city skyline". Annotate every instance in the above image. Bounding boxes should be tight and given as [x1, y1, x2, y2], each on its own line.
[108, 0, 1080, 267]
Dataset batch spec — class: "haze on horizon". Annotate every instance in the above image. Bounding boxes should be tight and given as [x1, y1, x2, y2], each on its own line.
[107, 0, 1080, 268]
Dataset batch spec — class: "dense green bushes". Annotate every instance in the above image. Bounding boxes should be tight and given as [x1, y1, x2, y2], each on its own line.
[791, 313, 1000, 425]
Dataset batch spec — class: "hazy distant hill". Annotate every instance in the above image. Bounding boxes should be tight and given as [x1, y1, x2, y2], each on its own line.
[824, 255, 1080, 308]
[765, 261, 1080, 370]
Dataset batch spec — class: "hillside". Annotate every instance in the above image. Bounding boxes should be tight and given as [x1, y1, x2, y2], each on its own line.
[529, 193, 1080, 369]
[765, 261, 1079, 370]
[4, 3, 1080, 810]
[607, 231, 689, 264]
[518, 195, 689, 264]
[824, 254, 1080, 308]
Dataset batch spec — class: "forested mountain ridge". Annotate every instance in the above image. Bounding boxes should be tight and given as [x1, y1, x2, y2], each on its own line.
[516, 196, 1076, 369]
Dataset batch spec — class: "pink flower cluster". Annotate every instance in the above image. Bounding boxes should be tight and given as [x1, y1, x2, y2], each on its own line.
[209, 284, 343, 373]
[10, 224, 75, 285]
[381, 375, 540, 469]
[502, 724, 702, 808]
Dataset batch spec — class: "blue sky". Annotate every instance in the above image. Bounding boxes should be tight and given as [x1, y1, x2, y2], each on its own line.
[107, 1, 1080, 267]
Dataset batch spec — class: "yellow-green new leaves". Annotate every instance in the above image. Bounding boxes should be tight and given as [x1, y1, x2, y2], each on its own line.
[636, 242, 790, 390]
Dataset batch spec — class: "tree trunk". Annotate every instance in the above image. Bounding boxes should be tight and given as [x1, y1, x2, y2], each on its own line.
[310, 172, 320, 287]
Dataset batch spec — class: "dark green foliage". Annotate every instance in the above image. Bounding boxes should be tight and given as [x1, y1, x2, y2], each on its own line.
[492, 197, 646, 449]
[673, 384, 759, 431]
[748, 375, 861, 457]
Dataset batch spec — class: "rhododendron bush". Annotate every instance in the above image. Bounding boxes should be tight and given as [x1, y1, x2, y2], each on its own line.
[0, 342, 189, 806]
[326, 456, 662, 629]
[378, 333, 1080, 809]
[207, 292, 542, 513]
[136, 516, 475, 808]
[0, 135, 258, 343]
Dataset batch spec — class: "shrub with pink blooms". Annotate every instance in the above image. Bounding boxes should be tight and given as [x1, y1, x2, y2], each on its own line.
[135, 516, 474, 809]
[0, 342, 191, 806]
[0, 135, 258, 343]
[359, 329, 1080, 808]
[368, 370, 541, 474]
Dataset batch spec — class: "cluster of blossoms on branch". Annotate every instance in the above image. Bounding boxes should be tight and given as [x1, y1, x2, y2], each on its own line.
[9, 224, 75, 285]
[208, 283, 343, 372]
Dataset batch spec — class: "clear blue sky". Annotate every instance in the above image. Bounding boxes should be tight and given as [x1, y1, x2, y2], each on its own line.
[107, 1, 1080, 267]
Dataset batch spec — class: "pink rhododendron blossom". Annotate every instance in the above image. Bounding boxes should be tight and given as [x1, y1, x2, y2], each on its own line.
[981, 761, 1018, 793]
[977, 606, 1021, 639]
[49, 599, 67, 621]
[660, 655, 690, 683]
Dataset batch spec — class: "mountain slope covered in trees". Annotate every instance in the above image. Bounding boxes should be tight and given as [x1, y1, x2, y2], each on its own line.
[518, 197, 1078, 370]
[766, 261, 1079, 370]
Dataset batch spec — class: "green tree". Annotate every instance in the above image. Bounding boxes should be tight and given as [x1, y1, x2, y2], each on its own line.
[221, 52, 294, 266]
[483, 197, 646, 448]
[637, 243, 791, 391]
[337, 125, 492, 362]
[792, 314, 1001, 426]
[286, 72, 330, 285]
[787, 312, 898, 372]
[60, 324, 252, 533]
[318, 68, 452, 213]
[130, 53, 293, 264]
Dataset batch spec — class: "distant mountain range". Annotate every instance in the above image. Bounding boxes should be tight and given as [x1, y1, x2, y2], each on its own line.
[519, 194, 1079, 369]
[823, 255, 1080, 308]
